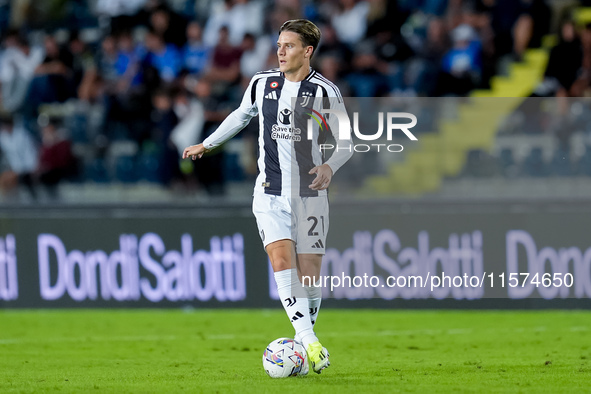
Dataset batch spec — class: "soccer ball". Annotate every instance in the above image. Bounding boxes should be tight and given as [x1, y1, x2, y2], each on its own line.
[262, 338, 307, 378]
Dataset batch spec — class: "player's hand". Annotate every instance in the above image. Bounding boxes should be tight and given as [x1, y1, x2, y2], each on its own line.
[182, 144, 209, 160]
[309, 164, 333, 190]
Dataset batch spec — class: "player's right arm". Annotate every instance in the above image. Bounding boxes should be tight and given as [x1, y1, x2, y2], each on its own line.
[182, 74, 261, 160]
[182, 108, 252, 160]
[182, 143, 208, 160]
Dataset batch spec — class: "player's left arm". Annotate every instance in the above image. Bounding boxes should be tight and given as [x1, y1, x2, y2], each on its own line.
[308, 163, 333, 191]
[309, 88, 353, 190]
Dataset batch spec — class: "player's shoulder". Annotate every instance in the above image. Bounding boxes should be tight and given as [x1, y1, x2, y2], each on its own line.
[252, 68, 282, 81]
[307, 70, 343, 99]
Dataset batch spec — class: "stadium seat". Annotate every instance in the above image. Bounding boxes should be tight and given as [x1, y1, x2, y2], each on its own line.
[550, 149, 573, 176]
[86, 158, 109, 183]
[66, 113, 88, 143]
[576, 146, 591, 176]
[497, 148, 517, 177]
[463, 149, 497, 178]
[522, 147, 549, 177]
[114, 156, 138, 183]
[223, 153, 244, 182]
[137, 153, 162, 183]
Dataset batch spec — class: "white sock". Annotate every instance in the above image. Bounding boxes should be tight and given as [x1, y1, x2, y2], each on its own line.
[274, 269, 318, 348]
[304, 280, 322, 327]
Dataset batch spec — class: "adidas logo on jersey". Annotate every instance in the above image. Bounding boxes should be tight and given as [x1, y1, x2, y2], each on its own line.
[311, 239, 324, 249]
[265, 91, 278, 100]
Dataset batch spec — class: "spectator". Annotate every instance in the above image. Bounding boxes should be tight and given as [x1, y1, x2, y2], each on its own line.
[95, 34, 120, 86]
[411, 17, 450, 95]
[0, 31, 44, 112]
[487, 0, 526, 58]
[567, 23, 591, 98]
[143, 29, 182, 83]
[373, 29, 414, 65]
[487, 0, 550, 61]
[115, 30, 143, 90]
[149, 88, 180, 185]
[149, 4, 187, 48]
[205, 26, 242, 86]
[95, 0, 147, 33]
[317, 54, 351, 96]
[182, 21, 211, 77]
[345, 41, 390, 97]
[461, 2, 496, 89]
[436, 24, 482, 96]
[240, 33, 271, 80]
[331, 0, 370, 45]
[170, 86, 205, 158]
[37, 117, 76, 198]
[422, 0, 450, 17]
[190, 78, 231, 195]
[203, 0, 264, 48]
[517, 0, 551, 54]
[0, 115, 38, 199]
[102, 31, 151, 146]
[68, 30, 95, 90]
[38, 35, 75, 76]
[365, 0, 408, 38]
[534, 19, 581, 97]
[371, 28, 415, 93]
[22, 35, 76, 121]
[314, 23, 353, 70]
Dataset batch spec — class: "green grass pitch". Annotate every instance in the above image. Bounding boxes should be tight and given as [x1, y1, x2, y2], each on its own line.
[1, 309, 590, 393]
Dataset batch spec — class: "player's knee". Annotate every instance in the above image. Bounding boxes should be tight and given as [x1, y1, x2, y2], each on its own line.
[270, 256, 292, 271]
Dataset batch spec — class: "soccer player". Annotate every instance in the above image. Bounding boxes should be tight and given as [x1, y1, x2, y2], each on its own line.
[182, 19, 352, 374]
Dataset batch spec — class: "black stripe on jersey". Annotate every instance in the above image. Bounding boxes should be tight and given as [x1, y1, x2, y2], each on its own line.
[313, 73, 341, 96]
[294, 80, 319, 197]
[262, 76, 284, 195]
[311, 74, 343, 103]
[317, 85, 329, 148]
[319, 85, 329, 98]
[251, 78, 259, 105]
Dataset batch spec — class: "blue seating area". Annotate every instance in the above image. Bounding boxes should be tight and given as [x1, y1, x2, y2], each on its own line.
[137, 154, 163, 184]
[460, 145, 591, 178]
[550, 149, 573, 176]
[522, 147, 549, 177]
[86, 158, 109, 184]
[115, 156, 138, 183]
[82, 153, 167, 185]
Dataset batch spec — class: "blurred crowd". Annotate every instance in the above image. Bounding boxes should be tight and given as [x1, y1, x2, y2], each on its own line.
[0, 0, 585, 200]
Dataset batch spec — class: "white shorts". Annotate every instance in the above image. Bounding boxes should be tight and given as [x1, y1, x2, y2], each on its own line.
[252, 191, 329, 254]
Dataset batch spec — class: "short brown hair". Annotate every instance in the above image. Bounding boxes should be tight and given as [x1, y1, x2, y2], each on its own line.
[279, 19, 321, 58]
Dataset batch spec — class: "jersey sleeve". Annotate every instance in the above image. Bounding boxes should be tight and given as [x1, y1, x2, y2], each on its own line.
[238, 75, 260, 117]
[202, 109, 253, 150]
[202, 76, 259, 149]
[323, 86, 353, 175]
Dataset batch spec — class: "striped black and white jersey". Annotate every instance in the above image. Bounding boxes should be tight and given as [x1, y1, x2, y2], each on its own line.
[202, 68, 353, 197]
